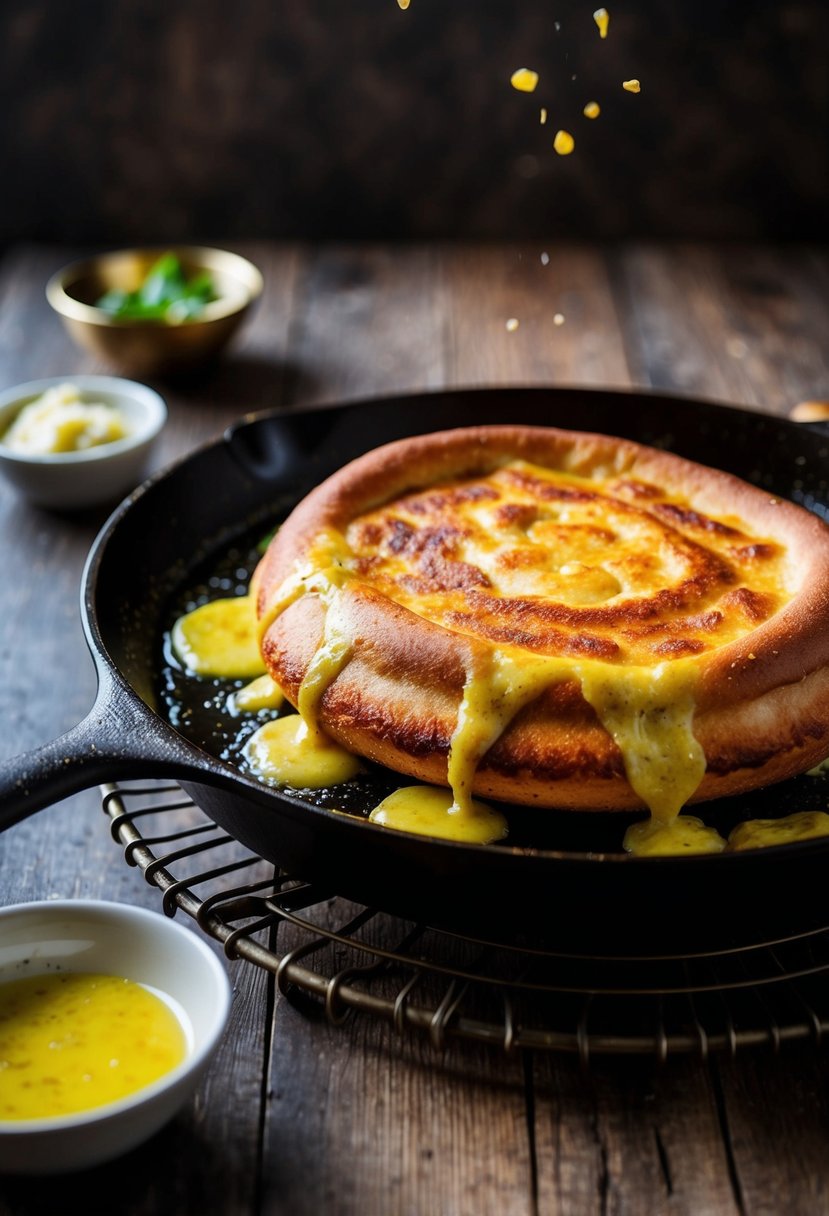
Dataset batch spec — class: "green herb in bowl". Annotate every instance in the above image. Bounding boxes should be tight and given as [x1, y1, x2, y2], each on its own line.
[96, 253, 216, 323]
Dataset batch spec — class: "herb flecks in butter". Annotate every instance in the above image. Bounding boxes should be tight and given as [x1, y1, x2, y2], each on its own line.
[624, 814, 726, 856]
[726, 810, 829, 852]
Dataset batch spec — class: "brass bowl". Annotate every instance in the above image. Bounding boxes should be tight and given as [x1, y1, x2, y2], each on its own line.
[46, 245, 264, 377]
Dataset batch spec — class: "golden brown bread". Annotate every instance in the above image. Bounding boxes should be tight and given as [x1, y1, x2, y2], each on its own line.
[254, 425, 829, 812]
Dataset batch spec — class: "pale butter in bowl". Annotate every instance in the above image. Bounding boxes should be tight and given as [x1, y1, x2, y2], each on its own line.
[0, 899, 232, 1175]
[0, 375, 167, 509]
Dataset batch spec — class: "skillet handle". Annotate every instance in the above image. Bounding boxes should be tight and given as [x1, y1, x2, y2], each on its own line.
[0, 674, 215, 832]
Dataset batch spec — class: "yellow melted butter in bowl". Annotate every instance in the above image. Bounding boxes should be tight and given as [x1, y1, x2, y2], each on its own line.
[0, 972, 189, 1121]
[1, 383, 129, 455]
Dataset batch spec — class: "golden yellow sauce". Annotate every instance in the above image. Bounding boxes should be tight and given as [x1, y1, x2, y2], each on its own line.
[369, 785, 508, 844]
[553, 130, 575, 155]
[578, 660, 705, 824]
[172, 596, 265, 679]
[0, 973, 187, 1121]
[1, 383, 129, 455]
[623, 815, 726, 857]
[243, 715, 362, 789]
[510, 68, 539, 93]
[296, 587, 354, 730]
[726, 811, 829, 852]
[583, 101, 601, 119]
[593, 7, 610, 38]
[257, 528, 353, 648]
[229, 673, 284, 714]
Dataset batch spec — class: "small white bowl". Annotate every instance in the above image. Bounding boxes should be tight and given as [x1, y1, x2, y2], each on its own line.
[0, 375, 167, 510]
[0, 899, 232, 1175]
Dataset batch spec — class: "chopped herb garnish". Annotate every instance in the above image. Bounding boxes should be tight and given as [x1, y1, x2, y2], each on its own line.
[96, 253, 216, 323]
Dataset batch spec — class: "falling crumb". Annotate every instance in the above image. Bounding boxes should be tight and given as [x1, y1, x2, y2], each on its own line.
[623, 79, 641, 93]
[540, 107, 547, 124]
[397, 0, 410, 8]
[593, 8, 609, 38]
[583, 101, 601, 119]
[511, 68, 539, 93]
[553, 129, 575, 155]
[506, 318, 520, 332]
[540, 252, 550, 265]
[553, 313, 566, 326]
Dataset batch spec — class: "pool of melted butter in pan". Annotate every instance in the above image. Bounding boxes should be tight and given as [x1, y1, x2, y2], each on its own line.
[156, 524, 829, 857]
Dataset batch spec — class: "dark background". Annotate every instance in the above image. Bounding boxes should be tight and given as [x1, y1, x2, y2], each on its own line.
[0, 0, 826, 246]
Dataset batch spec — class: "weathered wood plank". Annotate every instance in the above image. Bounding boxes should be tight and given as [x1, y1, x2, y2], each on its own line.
[442, 243, 632, 391]
[609, 244, 829, 415]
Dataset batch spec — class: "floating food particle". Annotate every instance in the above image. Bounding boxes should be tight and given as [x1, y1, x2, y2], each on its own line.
[506, 318, 520, 332]
[623, 79, 641, 93]
[553, 313, 565, 326]
[511, 68, 539, 93]
[540, 251, 550, 265]
[397, 0, 410, 8]
[583, 101, 601, 119]
[540, 107, 548, 124]
[553, 129, 575, 155]
[593, 8, 609, 38]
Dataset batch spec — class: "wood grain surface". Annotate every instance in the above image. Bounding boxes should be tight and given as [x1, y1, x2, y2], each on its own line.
[1, 240, 828, 1215]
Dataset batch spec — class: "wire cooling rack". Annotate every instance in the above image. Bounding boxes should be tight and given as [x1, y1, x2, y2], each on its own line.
[101, 780, 829, 1062]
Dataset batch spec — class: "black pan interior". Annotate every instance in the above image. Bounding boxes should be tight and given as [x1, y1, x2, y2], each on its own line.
[85, 387, 829, 953]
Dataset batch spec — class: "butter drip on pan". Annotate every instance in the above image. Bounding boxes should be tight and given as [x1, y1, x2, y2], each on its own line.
[253, 454, 822, 853]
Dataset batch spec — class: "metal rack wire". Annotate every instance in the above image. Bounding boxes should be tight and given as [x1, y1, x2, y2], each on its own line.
[101, 780, 829, 1061]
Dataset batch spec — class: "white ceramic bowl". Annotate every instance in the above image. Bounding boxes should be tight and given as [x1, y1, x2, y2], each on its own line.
[0, 375, 167, 509]
[0, 899, 232, 1175]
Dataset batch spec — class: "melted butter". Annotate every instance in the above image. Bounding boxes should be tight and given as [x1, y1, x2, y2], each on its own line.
[726, 811, 829, 852]
[229, 673, 284, 714]
[448, 647, 703, 823]
[172, 595, 265, 679]
[448, 648, 561, 815]
[257, 528, 353, 649]
[369, 785, 508, 844]
[577, 660, 705, 823]
[1, 383, 128, 455]
[623, 815, 726, 856]
[0, 973, 187, 1121]
[296, 587, 354, 733]
[242, 714, 362, 789]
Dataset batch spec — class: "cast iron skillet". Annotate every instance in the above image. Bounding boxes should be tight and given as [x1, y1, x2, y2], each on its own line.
[2, 386, 829, 956]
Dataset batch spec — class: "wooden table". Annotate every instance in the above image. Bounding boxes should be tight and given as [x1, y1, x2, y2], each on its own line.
[1, 240, 829, 1215]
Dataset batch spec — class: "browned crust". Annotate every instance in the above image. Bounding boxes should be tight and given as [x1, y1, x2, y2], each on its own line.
[256, 424, 829, 811]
